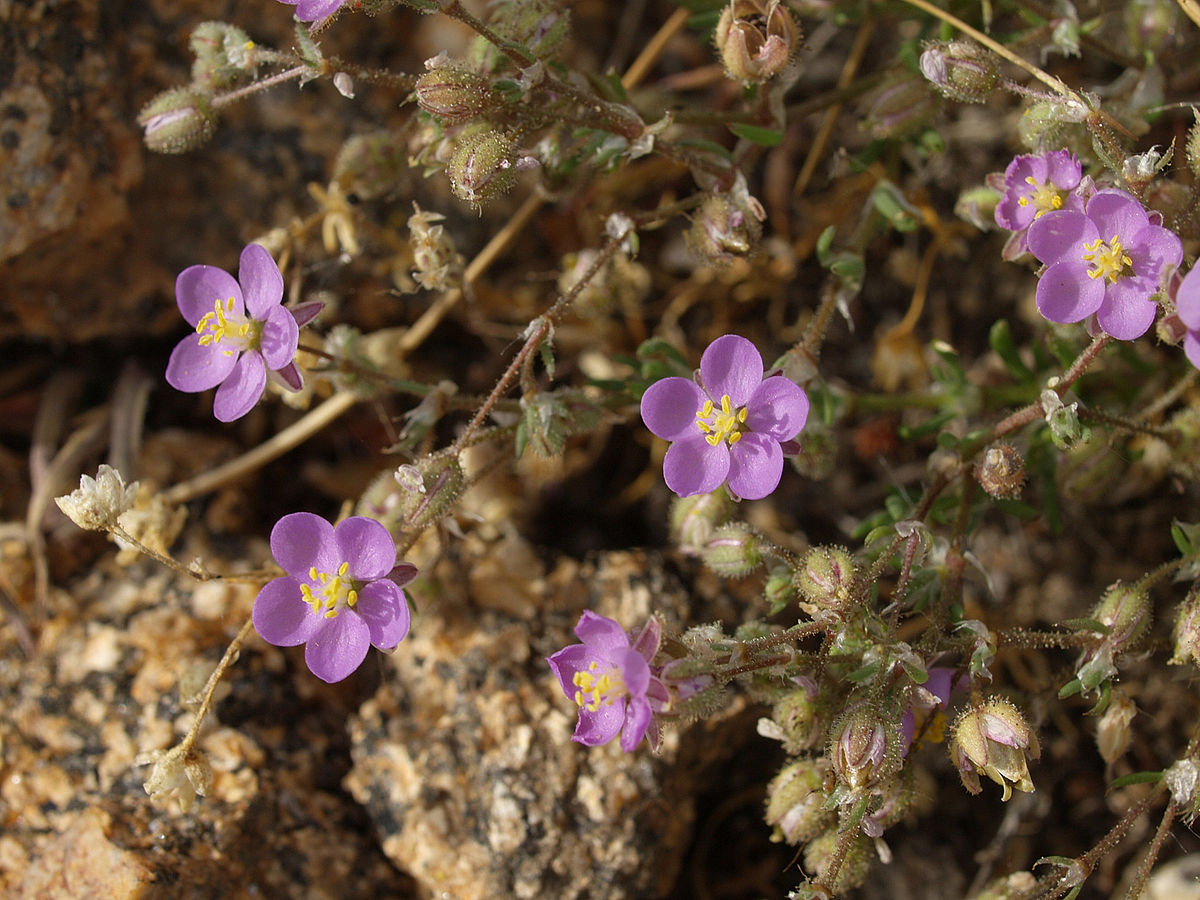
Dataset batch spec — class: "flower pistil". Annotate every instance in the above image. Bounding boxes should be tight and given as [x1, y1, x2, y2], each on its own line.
[573, 661, 627, 711]
[300, 561, 359, 619]
[1017, 176, 1063, 217]
[696, 394, 748, 447]
[196, 296, 255, 354]
[1082, 235, 1133, 283]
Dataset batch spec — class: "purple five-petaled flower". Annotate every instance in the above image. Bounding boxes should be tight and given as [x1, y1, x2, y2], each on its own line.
[1028, 188, 1182, 340]
[1173, 266, 1200, 371]
[277, 0, 344, 23]
[992, 150, 1087, 260]
[166, 243, 319, 422]
[252, 513, 414, 684]
[547, 611, 670, 752]
[640, 334, 809, 500]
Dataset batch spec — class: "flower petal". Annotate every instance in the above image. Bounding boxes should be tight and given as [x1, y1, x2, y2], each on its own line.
[1096, 281, 1157, 340]
[271, 512, 339, 578]
[1129, 225, 1182, 282]
[355, 579, 410, 650]
[1044, 150, 1081, 190]
[239, 244, 284, 318]
[1027, 210, 1095, 266]
[260, 305, 300, 370]
[663, 434, 729, 497]
[573, 700, 625, 746]
[305, 614, 371, 683]
[574, 610, 632, 651]
[1086, 189, 1149, 241]
[700, 335, 763, 407]
[213, 352, 267, 422]
[547, 644, 594, 698]
[334, 516, 396, 580]
[1180, 269, 1200, 331]
[252, 577, 319, 646]
[294, 0, 343, 21]
[726, 432, 784, 500]
[1185, 332, 1200, 371]
[176, 264, 243, 327]
[1035, 260, 1104, 324]
[745, 375, 809, 441]
[640, 377, 706, 441]
[610, 646, 650, 697]
[620, 696, 653, 752]
[165, 333, 238, 393]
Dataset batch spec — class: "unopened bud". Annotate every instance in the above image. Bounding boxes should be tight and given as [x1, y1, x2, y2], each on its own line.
[1095, 691, 1136, 764]
[794, 546, 856, 614]
[974, 443, 1025, 499]
[415, 67, 496, 123]
[765, 759, 835, 845]
[763, 565, 797, 614]
[1171, 592, 1200, 667]
[448, 126, 532, 205]
[669, 490, 734, 555]
[831, 705, 892, 791]
[803, 829, 873, 894]
[138, 89, 217, 154]
[1092, 581, 1151, 651]
[397, 456, 466, 530]
[862, 75, 936, 140]
[714, 0, 801, 83]
[772, 682, 823, 752]
[919, 40, 999, 104]
[702, 523, 765, 576]
[190, 21, 255, 90]
[686, 193, 764, 263]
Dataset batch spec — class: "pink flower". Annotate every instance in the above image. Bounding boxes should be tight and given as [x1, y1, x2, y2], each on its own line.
[640, 334, 809, 499]
[252, 513, 413, 683]
[1028, 188, 1182, 340]
[166, 244, 319, 421]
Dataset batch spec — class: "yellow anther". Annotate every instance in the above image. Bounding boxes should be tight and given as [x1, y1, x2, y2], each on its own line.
[298, 560, 359, 620]
[572, 665, 627, 711]
[1082, 235, 1132, 284]
[1017, 176, 1063, 218]
[696, 393, 748, 447]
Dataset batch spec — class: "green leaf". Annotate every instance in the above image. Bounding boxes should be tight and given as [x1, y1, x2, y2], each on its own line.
[1058, 677, 1083, 699]
[989, 319, 1035, 381]
[1108, 770, 1164, 790]
[846, 662, 880, 682]
[728, 123, 785, 147]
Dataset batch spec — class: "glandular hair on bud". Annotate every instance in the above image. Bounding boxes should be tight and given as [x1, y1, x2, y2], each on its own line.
[764, 759, 835, 845]
[794, 546, 856, 614]
[1092, 581, 1151, 651]
[974, 443, 1025, 499]
[670, 490, 733, 555]
[448, 125, 519, 205]
[803, 829, 873, 895]
[415, 67, 496, 123]
[190, 21, 254, 91]
[138, 89, 217, 154]
[919, 39, 999, 104]
[702, 523, 765, 577]
[399, 456, 466, 530]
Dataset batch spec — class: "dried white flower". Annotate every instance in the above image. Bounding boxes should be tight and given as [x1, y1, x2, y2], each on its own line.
[55, 465, 139, 531]
[136, 745, 212, 813]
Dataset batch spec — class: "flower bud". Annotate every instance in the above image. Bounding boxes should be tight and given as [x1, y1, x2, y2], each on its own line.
[448, 125, 529, 205]
[950, 698, 1040, 801]
[765, 759, 835, 845]
[794, 546, 856, 615]
[190, 21, 255, 90]
[763, 565, 797, 614]
[1170, 592, 1200, 666]
[772, 682, 823, 752]
[1095, 691, 1136, 764]
[974, 443, 1025, 499]
[702, 523, 765, 577]
[919, 39, 999, 104]
[138, 89, 217, 154]
[415, 67, 496, 123]
[803, 829, 873, 894]
[714, 0, 801, 83]
[396, 456, 466, 531]
[686, 193, 764, 264]
[862, 75, 937, 140]
[1092, 581, 1151, 651]
[1016, 99, 1088, 151]
[669, 490, 734, 555]
[831, 705, 893, 791]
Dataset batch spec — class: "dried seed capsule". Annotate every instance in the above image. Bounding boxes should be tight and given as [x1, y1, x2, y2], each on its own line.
[974, 443, 1026, 499]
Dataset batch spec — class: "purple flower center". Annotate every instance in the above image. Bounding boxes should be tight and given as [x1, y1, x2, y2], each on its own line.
[573, 661, 628, 711]
[300, 561, 360, 619]
[1017, 176, 1063, 218]
[695, 393, 748, 447]
[195, 296, 260, 355]
[1082, 235, 1132, 284]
